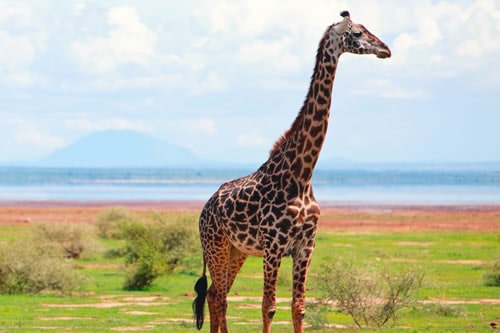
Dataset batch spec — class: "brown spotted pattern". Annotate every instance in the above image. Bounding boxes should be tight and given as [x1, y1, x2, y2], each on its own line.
[194, 11, 391, 333]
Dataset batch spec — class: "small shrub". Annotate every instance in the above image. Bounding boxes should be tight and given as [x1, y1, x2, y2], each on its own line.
[0, 240, 87, 294]
[121, 222, 168, 290]
[31, 222, 102, 259]
[305, 301, 330, 330]
[483, 258, 500, 287]
[309, 256, 425, 328]
[113, 212, 199, 290]
[96, 206, 138, 239]
[422, 303, 467, 317]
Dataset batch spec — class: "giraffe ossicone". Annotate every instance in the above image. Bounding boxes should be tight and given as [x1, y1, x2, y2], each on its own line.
[192, 10, 391, 333]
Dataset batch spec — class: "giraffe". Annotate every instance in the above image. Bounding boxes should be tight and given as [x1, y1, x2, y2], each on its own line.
[193, 11, 391, 333]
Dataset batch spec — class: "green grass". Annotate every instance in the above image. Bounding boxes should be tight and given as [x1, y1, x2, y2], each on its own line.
[0, 212, 499, 332]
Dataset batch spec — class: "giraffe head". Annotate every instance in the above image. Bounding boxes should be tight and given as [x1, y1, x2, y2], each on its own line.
[330, 10, 391, 59]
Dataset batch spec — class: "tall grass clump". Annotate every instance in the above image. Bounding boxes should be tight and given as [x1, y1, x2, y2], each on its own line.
[483, 258, 500, 286]
[308, 256, 425, 328]
[0, 240, 87, 294]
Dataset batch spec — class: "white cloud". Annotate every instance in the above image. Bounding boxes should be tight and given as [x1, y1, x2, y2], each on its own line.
[0, 31, 35, 69]
[74, 2, 86, 16]
[0, 2, 32, 26]
[0, 3, 37, 86]
[456, 40, 482, 58]
[355, 79, 428, 100]
[238, 36, 301, 73]
[1, 117, 66, 160]
[195, 118, 217, 135]
[190, 72, 228, 95]
[64, 118, 146, 132]
[69, 6, 157, 74]
[390, 0, 500, 76]
[14, 128, 65, 151]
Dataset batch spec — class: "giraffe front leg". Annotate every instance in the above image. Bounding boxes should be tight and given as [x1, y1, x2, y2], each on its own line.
[262, 250, 282, 333]
[292, 246, 315, 333]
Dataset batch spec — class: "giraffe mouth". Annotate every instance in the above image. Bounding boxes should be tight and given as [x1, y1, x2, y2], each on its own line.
[376, 48, 391, 59]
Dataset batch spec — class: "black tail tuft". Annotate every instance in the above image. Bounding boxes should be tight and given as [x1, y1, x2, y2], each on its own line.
[192, 275, 208, 330]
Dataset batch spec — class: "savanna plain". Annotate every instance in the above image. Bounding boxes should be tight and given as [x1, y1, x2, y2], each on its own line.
[0, 201, 498, 332]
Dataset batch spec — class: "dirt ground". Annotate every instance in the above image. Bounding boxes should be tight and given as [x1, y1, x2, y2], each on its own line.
[0, 200, 498, 233]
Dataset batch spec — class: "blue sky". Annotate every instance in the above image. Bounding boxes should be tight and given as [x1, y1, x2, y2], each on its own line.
[0, 0, 499, 165]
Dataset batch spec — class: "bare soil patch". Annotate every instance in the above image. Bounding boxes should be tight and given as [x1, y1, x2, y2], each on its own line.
[390, 258, 488, 265]
[421, 299, 500, 305]
[44, 302, 168, 309]
[121, 296, 170, 302]
[42, 294, 171, 310]
[111, 326, 155, 331]
[318, 204, 500, 233]
[123, 311, 157, 315]
[396, 241, 434, 246]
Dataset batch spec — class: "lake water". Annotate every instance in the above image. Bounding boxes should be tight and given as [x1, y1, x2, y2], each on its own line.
[0, 184, 499, 204]
[0, 167, 499, 204]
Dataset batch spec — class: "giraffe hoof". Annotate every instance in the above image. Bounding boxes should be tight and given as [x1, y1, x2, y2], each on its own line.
[267, 309, 276, 319]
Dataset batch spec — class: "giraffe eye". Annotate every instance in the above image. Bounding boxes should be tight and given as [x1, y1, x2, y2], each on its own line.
[353, 31, 362, 38]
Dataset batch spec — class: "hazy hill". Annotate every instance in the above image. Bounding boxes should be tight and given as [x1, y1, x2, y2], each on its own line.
[38, 130, 204, 167]
[25, 129, 500, 170]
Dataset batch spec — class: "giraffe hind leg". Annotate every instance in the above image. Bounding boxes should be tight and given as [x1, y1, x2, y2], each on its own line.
[205, 238, 232, 333]
[226, 246, 248, 294]
[205, 245, 247, 333]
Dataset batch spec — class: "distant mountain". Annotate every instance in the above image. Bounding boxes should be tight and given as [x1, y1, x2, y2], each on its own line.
[38, 130, 203, 167]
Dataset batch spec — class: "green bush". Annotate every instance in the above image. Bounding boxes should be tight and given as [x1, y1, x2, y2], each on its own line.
[31, 222, 102, 259]
[109, 211, 200, 290]
[305, 301, 330, 330]
[122, 222, 168, 290]
[0, 240, 87, 294]
[96, 206, 139, 239]
[309, 257, 425, 328]
[483, 258, 500, 286]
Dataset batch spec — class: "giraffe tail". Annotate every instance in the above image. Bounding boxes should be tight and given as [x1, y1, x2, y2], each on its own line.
[192, 261, 208, 330]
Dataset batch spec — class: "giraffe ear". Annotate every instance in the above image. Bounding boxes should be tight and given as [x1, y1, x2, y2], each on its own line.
[333, 16, 350, 35]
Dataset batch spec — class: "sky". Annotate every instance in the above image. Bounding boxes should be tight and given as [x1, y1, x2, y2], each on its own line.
[0, 0, 499, 166]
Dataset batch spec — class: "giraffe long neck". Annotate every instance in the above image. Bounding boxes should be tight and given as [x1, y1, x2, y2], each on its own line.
[268, 33, 340, 183]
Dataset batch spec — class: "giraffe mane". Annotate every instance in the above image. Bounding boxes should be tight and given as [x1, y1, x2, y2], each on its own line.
[269, 27, 330, 157]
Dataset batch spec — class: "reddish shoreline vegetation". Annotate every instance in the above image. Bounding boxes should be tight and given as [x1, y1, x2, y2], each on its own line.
[0, 200, 499, 233]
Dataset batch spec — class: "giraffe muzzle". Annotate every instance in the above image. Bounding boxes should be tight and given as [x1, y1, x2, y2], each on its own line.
[376, 47, 391, 59]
